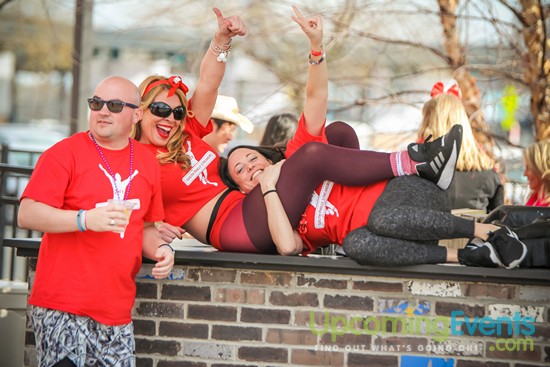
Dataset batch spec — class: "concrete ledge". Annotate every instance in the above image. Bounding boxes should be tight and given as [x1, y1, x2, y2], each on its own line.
[5, 238, 550, 286]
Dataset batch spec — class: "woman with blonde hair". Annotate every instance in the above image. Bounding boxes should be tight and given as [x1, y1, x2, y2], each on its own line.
[523, 140, 550, 206]
[418, 80, 504, 213]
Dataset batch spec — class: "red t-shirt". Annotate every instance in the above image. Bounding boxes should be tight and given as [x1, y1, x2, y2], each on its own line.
[526, 192, 549, 207]
[23, 132, 164, 326]
[147, 113, 227, 227]
[286, 116, 388, 254]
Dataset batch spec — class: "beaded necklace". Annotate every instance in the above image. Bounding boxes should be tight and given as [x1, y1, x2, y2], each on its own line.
[89, 131, 134, 201]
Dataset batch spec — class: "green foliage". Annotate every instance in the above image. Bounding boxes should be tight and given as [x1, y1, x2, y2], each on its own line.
[500, 85, 519, 132]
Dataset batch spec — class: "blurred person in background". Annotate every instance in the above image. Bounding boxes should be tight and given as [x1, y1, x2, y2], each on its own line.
[260, 113, 298, 147]
[417, 80, 504, 213]
[203, 95, 253, 155]
[523, 139, 550, 206]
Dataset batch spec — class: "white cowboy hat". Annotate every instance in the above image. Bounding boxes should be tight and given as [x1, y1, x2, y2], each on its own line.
[211, 95, 254, 133]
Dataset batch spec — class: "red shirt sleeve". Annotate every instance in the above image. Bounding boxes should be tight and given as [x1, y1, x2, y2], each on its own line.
[285, 112, 328, 157]
[185, 99, 214, 138]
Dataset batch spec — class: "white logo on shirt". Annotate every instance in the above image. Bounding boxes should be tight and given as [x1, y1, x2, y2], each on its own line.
[183, 141, 218, 187]
[310, 180, 339, 229]
[96, 164, 141, 209]
[98, 164, 139, 201]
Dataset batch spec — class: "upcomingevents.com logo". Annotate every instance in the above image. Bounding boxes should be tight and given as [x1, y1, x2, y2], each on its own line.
[309, 310, 535, 352]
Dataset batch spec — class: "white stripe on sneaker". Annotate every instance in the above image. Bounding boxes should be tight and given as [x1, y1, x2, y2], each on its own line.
[436, 141, 458, 190]
[481, 242, 504, 267]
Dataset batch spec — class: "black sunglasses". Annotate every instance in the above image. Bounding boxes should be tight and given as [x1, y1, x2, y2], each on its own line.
[148, 102, 187, 121]
[87, 97, 139, 113]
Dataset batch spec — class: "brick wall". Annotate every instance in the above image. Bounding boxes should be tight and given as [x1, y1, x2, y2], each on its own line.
[24, 262, 550, 367]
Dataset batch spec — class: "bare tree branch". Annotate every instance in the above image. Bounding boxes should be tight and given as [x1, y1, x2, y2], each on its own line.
[498, 0, 529, 27]
[0, 0, 14, 12]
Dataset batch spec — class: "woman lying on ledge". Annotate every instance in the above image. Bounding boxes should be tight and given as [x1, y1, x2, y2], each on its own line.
[223, 125, 531, 269]
[221, 85, 531, 269]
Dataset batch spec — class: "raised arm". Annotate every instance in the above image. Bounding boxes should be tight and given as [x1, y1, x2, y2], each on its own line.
[191, 7, 247, 126]
[291, 5, 327, 136]
[259, 160, 304, 255]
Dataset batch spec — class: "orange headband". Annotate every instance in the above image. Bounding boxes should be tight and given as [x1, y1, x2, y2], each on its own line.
[431, 80, 462, 99]
[143, 76, 189, 98]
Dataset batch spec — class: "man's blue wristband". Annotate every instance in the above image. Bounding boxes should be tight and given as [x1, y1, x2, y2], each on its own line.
[76, 210, 86, 232]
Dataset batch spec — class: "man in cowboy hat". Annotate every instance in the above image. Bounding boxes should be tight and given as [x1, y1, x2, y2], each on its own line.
[203, 95, 254, 155]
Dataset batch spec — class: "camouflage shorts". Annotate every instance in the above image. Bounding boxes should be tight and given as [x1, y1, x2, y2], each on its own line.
[31, 306, 135, 367]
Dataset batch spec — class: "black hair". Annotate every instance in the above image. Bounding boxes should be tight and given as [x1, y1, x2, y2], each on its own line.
[212, 118, 236, 129]
[260, 113, 298, 146]
[219, 145, 286, 191]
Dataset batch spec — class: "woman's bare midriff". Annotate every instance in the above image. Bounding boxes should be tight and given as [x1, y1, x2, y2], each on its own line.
[183, 190, 227, 244]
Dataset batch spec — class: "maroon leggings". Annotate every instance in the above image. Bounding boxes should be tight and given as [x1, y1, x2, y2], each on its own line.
[221, 121, 394, 253]
[324, 121, 360, 149]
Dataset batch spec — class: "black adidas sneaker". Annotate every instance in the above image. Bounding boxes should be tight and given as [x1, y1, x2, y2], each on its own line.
[458, 238, 503, 268]
[408, 124, 463, 190]
[486, 227, 527, 269]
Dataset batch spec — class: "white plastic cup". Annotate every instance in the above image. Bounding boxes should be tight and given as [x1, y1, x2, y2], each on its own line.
[108, 199, 136, 238]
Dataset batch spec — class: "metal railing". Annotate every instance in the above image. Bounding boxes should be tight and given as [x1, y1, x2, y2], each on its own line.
[0, 144, 44, 281]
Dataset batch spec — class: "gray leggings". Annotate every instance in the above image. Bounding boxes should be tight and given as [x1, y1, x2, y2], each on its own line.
[343, 175, 475, 266]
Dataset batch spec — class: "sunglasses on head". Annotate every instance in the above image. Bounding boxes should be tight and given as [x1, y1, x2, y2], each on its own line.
[148, 102, 187, 120]
[87, 97, 139, 113]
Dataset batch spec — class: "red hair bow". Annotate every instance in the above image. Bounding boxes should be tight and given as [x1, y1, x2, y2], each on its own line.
[430, 79, 462, 99]
[143, 75, 189, 98]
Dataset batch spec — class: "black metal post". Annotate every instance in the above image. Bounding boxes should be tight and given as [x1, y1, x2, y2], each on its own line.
[70, 0, 84, 136]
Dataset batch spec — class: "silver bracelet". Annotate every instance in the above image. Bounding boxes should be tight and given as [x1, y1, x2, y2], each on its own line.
[210, 40, 232, 63]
